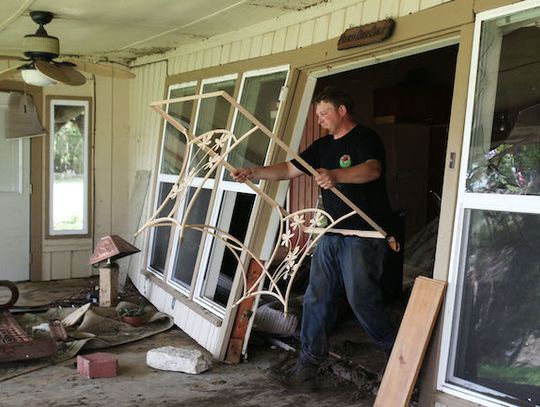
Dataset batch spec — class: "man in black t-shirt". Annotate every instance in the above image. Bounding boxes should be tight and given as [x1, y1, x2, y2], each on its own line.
[232, 87, 396, 391]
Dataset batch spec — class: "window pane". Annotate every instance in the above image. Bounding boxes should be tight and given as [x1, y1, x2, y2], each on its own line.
[148, 182, 175, 275]
[201, 191, 255, 307]
[191, 78, 236, 175]
[449, 210, 540, 404]
[466, 7, 540, 195]
[160, 85, 197, 175]
[171, 187, 212, 288]
[224, 70, 287, 181]
[50, 102, 88, 234]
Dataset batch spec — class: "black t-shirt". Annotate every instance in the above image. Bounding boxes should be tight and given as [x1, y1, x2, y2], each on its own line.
[290, 124, 393, 232]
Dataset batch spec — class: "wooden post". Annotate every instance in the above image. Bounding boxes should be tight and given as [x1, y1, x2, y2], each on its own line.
[99, 264, 119, 307]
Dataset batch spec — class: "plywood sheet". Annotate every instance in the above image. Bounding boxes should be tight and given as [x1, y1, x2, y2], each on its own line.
[374, 276, 447, 407]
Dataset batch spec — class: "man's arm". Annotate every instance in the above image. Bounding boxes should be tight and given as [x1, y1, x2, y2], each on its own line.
[315, 159, 382, 189]
[232, 161, 304, 182]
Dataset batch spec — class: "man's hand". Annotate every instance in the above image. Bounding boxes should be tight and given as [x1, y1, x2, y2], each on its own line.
[315, 168, 337, 189]
[232, 167, 255, 183]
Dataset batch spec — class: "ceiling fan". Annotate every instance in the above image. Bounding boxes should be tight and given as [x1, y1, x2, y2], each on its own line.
[0, 10, 135, 86]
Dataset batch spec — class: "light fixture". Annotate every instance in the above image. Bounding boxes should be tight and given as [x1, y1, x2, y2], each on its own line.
[21, 66, 57, 87]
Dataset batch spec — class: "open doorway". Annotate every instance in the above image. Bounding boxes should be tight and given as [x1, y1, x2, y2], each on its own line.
[289, 45, 458, 289]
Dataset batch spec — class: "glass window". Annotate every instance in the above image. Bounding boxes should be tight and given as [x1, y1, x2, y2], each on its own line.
[200, 191, 256, 307]
[148, 83, 197, 276]
[160, 84, 197, 176]
[171, 187, 212, 288]
[224, 70, 288, 181]
[49, 99, 89, 235]
[148, 182, 175, 275]
[191, 77, 237, 175]
[146, 67, 289, 315]
[449, 210, 540, 404]
[466, 7, 540, 195]
[443, 5, 540, 407]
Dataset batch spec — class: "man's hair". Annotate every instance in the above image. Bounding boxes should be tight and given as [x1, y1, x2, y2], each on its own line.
[314, 86, 354, 115]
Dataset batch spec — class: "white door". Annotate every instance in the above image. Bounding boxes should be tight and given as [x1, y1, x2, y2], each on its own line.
[0, 91, 30, 281]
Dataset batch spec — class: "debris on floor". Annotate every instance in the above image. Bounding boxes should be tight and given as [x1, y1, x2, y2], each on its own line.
[146, 346, 212, 374]
[77, 352, 118, 378]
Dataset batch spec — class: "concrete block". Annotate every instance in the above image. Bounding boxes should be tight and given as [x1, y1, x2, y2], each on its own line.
[146, 346, 211, 374]
[77, 352, 118, 378]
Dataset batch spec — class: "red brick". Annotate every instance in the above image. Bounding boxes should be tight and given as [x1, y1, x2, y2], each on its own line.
[77, 352, 118, 378]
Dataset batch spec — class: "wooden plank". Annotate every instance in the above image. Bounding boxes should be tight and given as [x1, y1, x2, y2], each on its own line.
[374, 276, 447, 407]
[225, 259, 263, 364]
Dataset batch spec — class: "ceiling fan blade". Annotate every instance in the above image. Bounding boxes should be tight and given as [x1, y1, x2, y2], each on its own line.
[34, 60, 71, 85]
[0, 65, 21, 81]
[56, 63, 87, 86]
[64, 60, 135, 79]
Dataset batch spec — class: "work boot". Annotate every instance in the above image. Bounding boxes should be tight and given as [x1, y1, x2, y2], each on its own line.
[274, 357, 319, 392]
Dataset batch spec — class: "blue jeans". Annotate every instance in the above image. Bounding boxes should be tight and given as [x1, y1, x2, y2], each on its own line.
[300, 234, 396, 365]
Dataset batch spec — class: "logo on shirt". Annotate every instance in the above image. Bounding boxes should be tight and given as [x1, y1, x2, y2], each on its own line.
[339, 154, 352, 168]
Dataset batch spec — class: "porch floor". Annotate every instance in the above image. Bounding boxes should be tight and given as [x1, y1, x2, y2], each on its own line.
[0, 278, 403, 407]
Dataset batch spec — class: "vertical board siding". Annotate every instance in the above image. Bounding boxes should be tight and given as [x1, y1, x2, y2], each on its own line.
[289, 104, 325, 248]
[345, 3, 364, 28]
[298, 20, 315, 48]
[361, 0, 381, 24]
[261, 32, 274, 56]
[328, 9, 346, 38]
[272, 28, 287, 54]
[379, 0, 401, 19]
[399, 0, 421, 16]
[313, 15, 330, 44]
[250, 35, 263, 58]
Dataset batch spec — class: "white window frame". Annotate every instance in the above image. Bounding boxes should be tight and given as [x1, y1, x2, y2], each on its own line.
[437, 2, 540, 406]
[147, 66, 290, 319]
[165, 74, 238, 296]
[48, 98, 90, 236]
[147, 81, 197, 277]
[192, 66, 290, 317]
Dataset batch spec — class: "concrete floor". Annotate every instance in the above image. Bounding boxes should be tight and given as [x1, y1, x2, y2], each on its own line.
[0, 278, 395, 407]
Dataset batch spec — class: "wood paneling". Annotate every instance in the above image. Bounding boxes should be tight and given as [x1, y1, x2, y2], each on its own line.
[289, 103, 325, 248]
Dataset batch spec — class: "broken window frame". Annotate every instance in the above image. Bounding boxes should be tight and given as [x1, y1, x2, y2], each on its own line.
[438, 2, 540, 406]
[147, 81, 197, 276]
[191, 66, 290, 317]
[166, 74, 239, 297]
[146, 66, 290, 319]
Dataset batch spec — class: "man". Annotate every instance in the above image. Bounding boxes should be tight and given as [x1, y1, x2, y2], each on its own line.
[232, 86, 396, 390]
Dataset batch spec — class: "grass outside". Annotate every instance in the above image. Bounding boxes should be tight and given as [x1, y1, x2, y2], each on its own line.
[479, 362, 540, 386]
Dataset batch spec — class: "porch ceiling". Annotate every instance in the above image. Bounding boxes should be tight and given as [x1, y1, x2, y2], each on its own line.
[0, 0, 326, 63]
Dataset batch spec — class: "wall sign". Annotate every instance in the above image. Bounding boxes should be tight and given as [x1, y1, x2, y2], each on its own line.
[337, 19, 395, 50]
